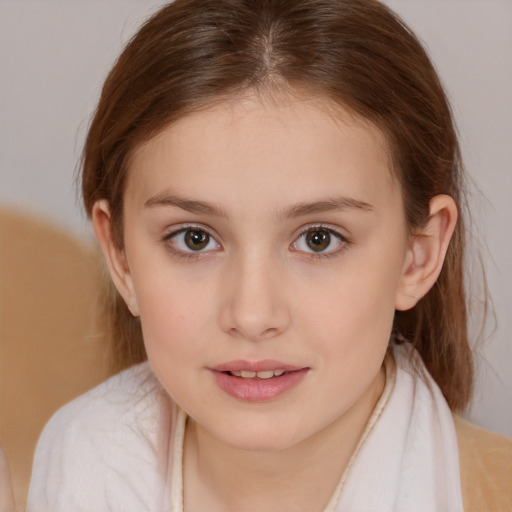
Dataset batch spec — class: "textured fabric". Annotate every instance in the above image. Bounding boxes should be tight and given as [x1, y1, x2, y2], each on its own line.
[331, 344, 464, 511]
[27, 345, 492, 512]
[26, 363, 176, 512]
[454, 414, 512, 511]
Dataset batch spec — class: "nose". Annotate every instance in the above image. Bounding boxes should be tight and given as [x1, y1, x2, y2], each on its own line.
[219, 252, 291, 342]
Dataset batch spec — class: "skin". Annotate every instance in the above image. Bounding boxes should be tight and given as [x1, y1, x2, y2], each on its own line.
[93, 93, 457, 511]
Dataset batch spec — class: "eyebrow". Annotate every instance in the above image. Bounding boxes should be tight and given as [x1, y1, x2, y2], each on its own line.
[278, 197, 374, 219]
[145, 193, 229, 218]
[145, 193, 373, 218]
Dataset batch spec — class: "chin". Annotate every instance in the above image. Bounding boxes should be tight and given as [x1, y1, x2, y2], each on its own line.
[207, 417, 307, 453]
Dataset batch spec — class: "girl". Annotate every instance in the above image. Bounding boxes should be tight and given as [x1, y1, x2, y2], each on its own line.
[27, 0, 511, 510]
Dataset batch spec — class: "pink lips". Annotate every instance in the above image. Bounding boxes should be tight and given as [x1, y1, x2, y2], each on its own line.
[210, 360, 309, 402]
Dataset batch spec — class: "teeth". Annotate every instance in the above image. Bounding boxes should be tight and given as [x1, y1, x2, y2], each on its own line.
[255, 370, 274, 379]
[229, 369, 286, 379]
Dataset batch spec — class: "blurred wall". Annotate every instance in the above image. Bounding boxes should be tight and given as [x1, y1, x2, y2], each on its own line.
[0, 208, 114, 507]
[1, 0, 510, 441]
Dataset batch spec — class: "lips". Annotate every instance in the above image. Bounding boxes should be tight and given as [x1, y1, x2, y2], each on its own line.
[229, 369, 285, 379]
[209, 360, 309, 402]
[210, 359, 305, 373]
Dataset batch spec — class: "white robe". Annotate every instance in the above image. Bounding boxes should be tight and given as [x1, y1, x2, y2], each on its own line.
[26, 344, 464, 512]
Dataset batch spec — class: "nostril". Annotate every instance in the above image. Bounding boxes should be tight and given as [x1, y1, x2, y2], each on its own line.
[261, 327, 279, 339]
[219, 290, 290, 341]
[226, 326, 280, 341]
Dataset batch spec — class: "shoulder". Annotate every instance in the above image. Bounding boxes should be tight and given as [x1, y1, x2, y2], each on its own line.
[454, 414, 512, 512]
[27, 362, 176, 511]
[36, 361, 166, 440]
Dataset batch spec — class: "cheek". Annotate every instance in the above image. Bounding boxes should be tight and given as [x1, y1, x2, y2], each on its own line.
[299, 250, 403, 362]
[131, 265, 214, 356]
[307, 288, 394, 361]
[134, 275, 213, 405]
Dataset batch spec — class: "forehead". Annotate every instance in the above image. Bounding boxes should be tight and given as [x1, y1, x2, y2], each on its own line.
[125, 94, 400, 214]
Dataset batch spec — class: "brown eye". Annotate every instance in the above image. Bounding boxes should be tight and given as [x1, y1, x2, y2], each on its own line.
[305, 229, 331, 252]
[165, 227, 220, 255]
[292, 226, 346, 256]
[184, 230, 210, 250]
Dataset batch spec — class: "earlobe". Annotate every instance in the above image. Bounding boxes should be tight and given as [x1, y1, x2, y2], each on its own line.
[395, 195, 458, 311]
[92, 200, 140, 317]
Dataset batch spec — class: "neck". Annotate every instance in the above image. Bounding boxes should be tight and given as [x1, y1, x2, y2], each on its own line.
[183, 365, 386, 512]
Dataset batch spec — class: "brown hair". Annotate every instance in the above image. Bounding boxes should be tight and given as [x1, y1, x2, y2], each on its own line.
[82, 0, 475, 410]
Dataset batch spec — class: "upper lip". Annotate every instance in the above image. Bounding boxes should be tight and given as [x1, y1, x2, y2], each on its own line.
[210, 360, 307, 372]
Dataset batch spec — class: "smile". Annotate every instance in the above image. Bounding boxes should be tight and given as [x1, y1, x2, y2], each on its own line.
[210, 360, 309, 402]
[228, 369, 285, 379]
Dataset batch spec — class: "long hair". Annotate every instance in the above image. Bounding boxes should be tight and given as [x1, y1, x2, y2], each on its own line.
[82, 0, 475, 411]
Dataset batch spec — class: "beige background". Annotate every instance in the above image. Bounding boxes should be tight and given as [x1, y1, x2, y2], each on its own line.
[1, 0, 511, 507]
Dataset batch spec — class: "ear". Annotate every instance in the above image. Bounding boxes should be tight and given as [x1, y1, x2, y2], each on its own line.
[395, 194, 458, 311]
[92, 200, 139, 317]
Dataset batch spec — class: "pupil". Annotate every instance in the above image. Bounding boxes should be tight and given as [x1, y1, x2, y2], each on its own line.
[185, 230, 209, 250]
[306, 230, 330, 252]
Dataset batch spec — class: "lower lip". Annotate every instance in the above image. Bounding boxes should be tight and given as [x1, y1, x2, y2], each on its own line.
[211, 369, 309, 402]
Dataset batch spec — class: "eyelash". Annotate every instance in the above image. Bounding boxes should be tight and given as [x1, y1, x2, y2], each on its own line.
[162, 224, 351, 261]
[162, 224, 220, 262]
[292, 224, 351, 260]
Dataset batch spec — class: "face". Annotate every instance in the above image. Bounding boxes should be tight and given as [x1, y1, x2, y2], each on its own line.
[112, 95, 413, 451]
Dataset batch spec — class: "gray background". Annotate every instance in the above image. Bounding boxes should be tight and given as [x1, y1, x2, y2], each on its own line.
[1, 0, 510, 436]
